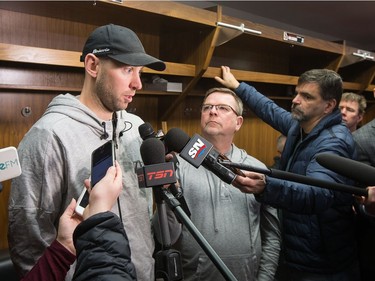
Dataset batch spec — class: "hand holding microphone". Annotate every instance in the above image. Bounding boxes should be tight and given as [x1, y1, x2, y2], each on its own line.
[232, 170, 266, 194]
[220, 153, 368, 196]
[363, 186, 375, 216]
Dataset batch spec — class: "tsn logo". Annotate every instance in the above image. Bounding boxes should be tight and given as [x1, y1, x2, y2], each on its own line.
[146, 169, 174, 180]
[188, 138, 207, 159]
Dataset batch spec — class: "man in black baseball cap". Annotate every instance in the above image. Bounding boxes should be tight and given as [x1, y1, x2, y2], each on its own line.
[8, 23, 164, 281]
[80, 23, 165, 71]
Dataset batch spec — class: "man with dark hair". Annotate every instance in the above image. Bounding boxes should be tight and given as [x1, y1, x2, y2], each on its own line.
[216, 67, 359, 281]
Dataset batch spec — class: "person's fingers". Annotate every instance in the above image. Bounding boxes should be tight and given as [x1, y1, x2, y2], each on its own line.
[105, 165, 117, 180]
[112, 162, 122, 184]
[214, 76, 223, 83]
[63, 198, 77, 217]
[84, 179, 91, 191]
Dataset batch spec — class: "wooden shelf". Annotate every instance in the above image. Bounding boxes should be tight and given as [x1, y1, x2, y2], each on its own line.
[0, 0, 374, 115]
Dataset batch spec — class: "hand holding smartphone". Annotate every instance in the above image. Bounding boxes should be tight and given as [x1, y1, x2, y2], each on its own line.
[75, 141, 115, 216]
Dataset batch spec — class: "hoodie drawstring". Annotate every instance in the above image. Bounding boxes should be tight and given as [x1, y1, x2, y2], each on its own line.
[100, 121, 109, 140]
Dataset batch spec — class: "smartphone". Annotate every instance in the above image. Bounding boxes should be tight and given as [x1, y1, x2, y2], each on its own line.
[75, 141, 115, 216]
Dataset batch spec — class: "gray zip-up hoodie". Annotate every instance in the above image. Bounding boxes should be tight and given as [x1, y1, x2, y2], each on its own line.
[160, 144, 281, 281]
[8, 93, 154, 281]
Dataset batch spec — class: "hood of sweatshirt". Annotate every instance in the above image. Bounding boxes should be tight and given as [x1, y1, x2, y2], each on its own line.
[42, 93, 114, 140]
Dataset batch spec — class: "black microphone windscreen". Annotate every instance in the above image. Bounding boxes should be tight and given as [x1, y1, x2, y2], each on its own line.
[316, 153, 375, 186]
[140, 138, 165, 165]
[138, 122, 155, 140]
[164, 128, 190, 153]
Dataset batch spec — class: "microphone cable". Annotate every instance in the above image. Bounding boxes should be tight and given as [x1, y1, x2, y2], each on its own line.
[112, 112, 123, 222]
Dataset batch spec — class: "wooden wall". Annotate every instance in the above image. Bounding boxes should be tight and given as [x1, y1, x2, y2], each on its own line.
[1, 1, 374, 252]
[0, 93, 57, 248]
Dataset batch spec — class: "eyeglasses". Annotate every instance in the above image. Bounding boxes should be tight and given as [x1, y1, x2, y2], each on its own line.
[201, 104, 239, 116]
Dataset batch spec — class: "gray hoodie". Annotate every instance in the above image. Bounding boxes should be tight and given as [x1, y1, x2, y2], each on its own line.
[168, 144, 281, 281]
[8, 93, 154, 281]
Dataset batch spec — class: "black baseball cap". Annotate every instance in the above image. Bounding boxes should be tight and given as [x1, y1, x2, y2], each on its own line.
[80, 24, 166, 71]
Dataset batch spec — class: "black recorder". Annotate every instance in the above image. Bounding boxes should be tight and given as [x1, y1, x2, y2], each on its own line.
[75, 141, 115, 216]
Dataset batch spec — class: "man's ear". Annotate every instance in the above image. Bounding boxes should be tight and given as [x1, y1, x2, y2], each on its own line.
[235, 116, 243, 132]
[358, 113, 364, 124]
[325, 98, 337, 114]
[84, 54, 99, 78]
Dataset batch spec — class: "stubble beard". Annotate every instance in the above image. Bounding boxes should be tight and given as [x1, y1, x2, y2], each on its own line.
[96, 74, 122, 112]
[291, 105, 306, 122]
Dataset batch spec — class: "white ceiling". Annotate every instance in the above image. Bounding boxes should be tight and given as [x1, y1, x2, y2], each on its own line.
[185, 1, 375, 51]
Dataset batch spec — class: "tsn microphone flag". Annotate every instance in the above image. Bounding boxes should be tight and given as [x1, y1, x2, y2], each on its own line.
[179, 134, 213, 168]
[0, 146, 22, 182]
[137, 161, 176, 188]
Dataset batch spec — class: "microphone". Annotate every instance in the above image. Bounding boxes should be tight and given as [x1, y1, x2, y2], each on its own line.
[0, 146, 22, 183]
[140, 137, 185, 280]
[139, 125, 191, 217]
[316, 153, 375, 186]
[138, 122, 165, 141]
[218, 159, 367, 196]
[163, 128, 237, 184]
[138, 138, 176, 188]
[139, 122, 157, 140]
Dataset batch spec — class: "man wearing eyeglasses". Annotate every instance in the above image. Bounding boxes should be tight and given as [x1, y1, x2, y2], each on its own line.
[215, 67, 360, 281]
[166, 87, 281, 281]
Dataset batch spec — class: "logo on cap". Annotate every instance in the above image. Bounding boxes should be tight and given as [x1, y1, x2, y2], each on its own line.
[92, 48, 111, 55]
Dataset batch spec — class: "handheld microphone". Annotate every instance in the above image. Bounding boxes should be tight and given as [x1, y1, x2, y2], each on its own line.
[316, 153, 375, 187]
[139, 122, 157, 140]
[138, 122, 165, 141]
[0, 146, 22, 182]
[163, 128, 237, 184]
[138, 138, 176, 188]
[218, 159, 367, 196]
[139, 126, 191, 217]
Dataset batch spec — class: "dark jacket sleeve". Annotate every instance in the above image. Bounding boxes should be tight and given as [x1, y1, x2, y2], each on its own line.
[72, 212, 136, 281]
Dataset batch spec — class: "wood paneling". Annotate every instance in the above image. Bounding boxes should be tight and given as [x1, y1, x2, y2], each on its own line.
[0, 92, 57, 249]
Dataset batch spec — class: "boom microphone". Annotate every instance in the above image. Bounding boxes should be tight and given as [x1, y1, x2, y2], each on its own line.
[316, 153, 375, 186]
[163, 128, 237, 184]
[218, 159, 367, 196]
